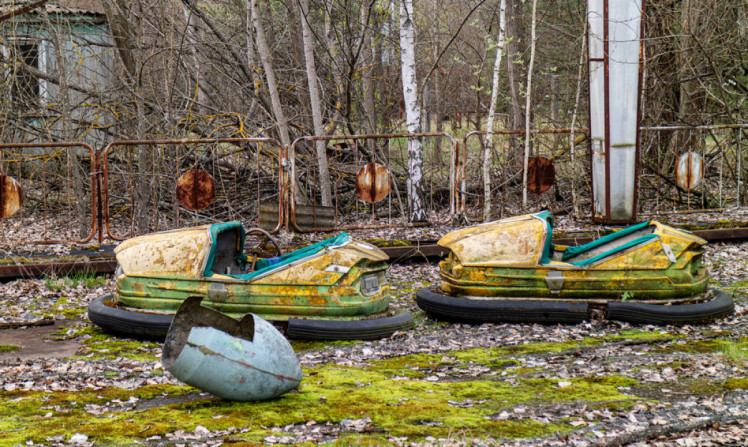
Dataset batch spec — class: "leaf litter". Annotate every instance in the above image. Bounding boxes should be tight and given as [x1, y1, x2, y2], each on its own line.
[0, 217, 747, 445]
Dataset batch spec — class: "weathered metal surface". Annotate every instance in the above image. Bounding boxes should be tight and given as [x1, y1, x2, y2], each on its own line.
[675, 151, 704, 190]
[115, 225, 212, 278]
[102, 137, 286, 240]
[0, 175, 22, 218]
[378, 244, 449, 259]
[438, 214, 549, 267]
[163, 297, 302, 401]
[355, 162, 391, 203]
[289, 132, 456, 232]
[438, 213, 709, 301]
[114, 222, 392, 320]
[176, 168, 216, 211]
[0, 141, 98, 244]
[526, 156, 555, 194]
[259, 203, 336, 232]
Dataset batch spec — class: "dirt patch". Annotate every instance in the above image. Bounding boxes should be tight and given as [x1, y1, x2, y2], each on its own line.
[0, 319, 80, 360]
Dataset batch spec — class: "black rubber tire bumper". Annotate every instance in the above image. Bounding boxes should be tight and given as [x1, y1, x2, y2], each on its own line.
[287, 309, 414, 340]
[606, 289, 734, 324]
[89, 294, 413, 340]
[416, 287, 734, 325]
[416, 287, 589, 324]
[88, 294, 173, 338]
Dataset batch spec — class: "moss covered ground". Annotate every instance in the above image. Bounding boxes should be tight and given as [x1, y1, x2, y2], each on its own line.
[0, 349, 639, 445]
[2, 266, 746, 445]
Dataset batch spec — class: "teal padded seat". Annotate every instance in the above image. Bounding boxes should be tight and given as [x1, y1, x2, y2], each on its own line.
[230, 233, 351, 280]
[562, 221, 657, 266]
[537, 211, 555, 265]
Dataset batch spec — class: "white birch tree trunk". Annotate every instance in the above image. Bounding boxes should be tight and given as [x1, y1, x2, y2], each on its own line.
[399, 0, 427, 222]
[298, 0, 332, 206]
[522, 0, 538, 209]
[483, 0, 506, 222]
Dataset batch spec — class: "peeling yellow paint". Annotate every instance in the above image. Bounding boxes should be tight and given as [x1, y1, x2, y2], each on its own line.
[438, 214, 547, 267]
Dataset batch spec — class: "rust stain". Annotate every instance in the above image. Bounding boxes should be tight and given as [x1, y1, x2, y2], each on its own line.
[527, 156, 555, 194]
[675, 151, 704, 190]
[355, 162, 391, 203]
[0, 175, 23, 218]
[176, 168, 216, 211]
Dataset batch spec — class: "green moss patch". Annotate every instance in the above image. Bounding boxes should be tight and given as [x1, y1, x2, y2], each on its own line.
[51, 325, 161, 361]
[722, 378, 748, 390]
[655, 339, 727, 354]
[366, 239, 412, 247]
[0, 352, 639, 445]
[0, 344, 20, 353]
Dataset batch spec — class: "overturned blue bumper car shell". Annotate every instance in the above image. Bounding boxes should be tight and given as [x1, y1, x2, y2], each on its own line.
[162, 297, 302, 401]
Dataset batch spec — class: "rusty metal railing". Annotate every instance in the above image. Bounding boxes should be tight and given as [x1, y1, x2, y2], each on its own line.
[639, 124, 748, 214]
[1, 125, 743, 247]
[0, 142, 98, 244]
[101, 138, 286, 241]
[288, 133, 456, 232]
[459, 129, 589, 220]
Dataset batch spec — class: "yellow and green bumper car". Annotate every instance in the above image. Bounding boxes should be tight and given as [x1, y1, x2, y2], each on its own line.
[89, 221, 412, 339]
[417, 211, 733, 324]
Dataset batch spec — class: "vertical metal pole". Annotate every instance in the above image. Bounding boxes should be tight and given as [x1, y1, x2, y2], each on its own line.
[153, 145, 158, 231]
[719, 131, 724, 208]
[387, 139, 391, 224]
[656, 130, 661, 210]
[739, 128, 743, 207]
[66, 147, 72, 237]
[233, 146, 238, 221]
[603, 0, 611, 222]
[0, 149, 4, 242]
[687, 130, 692, 211]
[42, 146, 49, 241]
[256, 143, 261, 228]
[632, 0, 646, 222]
[211, 144, 217, 222]
[96, 150, 103, 244]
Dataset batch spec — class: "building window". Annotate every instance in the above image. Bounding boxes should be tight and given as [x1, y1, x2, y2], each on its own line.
[12, 41, 40, 106]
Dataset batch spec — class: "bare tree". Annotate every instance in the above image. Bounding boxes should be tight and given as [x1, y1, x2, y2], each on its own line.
[298, 0, 332, 207]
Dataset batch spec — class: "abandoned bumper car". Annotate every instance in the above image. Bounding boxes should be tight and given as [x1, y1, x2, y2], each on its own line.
[88, 221, 413, 340]
[417, 211, 734, 324]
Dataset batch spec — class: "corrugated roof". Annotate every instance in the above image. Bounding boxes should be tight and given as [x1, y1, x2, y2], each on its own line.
[0, 1, 106, 16]
[50, 0, 105, 15]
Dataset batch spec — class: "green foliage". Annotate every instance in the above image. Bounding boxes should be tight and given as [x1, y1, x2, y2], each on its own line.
[722, 339, 748, 363]
[44, 272, 108, 292]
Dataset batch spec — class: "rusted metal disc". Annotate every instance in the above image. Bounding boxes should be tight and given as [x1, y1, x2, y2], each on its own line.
[527, 156, 555, 194]
[675, 151, 704, 190]
[0, 175, 23, 218]
[355, 162, 391, 203]
[176, 169, 215, 211]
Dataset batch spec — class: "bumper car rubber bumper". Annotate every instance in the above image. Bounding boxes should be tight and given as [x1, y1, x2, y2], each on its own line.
[416, 287, 734, 325]
[88, 294, 413, 340]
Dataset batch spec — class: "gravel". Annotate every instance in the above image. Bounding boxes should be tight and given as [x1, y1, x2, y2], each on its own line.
[0, 218, 746, 446]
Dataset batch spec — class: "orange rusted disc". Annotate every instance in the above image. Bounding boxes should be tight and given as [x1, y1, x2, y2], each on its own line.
[527, 156, 555, 195]
[0, 175, 23, 218]
[355, 162, 391, 203]
[176, 168, 215, 211]
[675, 151, 704, 190]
